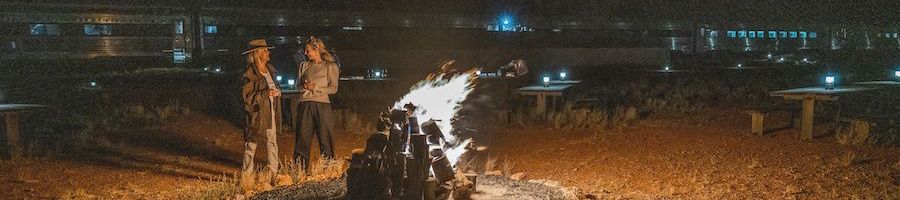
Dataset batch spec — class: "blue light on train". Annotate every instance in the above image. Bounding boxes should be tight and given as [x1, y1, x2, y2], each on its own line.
[542, 76, 550, 86]
[559, 72, 567, 80]
[894, 70, 900, 81]
[288, 79, 296, 86]
[276, 75, 283, 82]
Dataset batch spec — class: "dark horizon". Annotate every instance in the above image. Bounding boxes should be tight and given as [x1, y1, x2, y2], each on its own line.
[5, 0, 899, 24]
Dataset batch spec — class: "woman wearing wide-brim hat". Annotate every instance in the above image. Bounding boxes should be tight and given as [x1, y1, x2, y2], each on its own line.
[239, 38, 282, 188]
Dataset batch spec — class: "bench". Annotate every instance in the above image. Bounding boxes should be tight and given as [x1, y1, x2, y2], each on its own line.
[743, 104, 801, 136]
[1, 104, 46, 160]
[835, 114, 893, 145]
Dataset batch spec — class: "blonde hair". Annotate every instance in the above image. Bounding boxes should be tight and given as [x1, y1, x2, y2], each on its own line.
[306, 36, 335, 63]
[245, 50, 269, 73]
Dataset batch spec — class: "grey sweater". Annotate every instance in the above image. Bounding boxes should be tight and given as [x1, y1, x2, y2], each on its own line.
[298, 61, 340, 103]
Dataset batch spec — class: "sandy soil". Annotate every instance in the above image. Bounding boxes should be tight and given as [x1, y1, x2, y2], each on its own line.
[479, 108, 900, 199]
[2, 108, 897, 199]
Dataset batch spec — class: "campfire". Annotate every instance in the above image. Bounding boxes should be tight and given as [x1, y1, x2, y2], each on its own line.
[346, 61, 481, 200]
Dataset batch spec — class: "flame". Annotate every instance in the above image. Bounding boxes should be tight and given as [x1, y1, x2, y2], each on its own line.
[393, 69, 477, 167]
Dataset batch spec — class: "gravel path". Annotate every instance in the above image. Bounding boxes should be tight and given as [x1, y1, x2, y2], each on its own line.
[250, 175, 576, 200]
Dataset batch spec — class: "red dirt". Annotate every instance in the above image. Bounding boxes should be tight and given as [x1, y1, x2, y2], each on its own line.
[2, 108, 897, 199]
[480, 108, 899, 199]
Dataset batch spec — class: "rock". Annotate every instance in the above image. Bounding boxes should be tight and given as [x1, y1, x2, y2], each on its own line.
[510, 172, 527, 180]
[485, 170, 503, 176]
[748, 160, 761, 169]
[453, 171, 476, 200]
[276, 174, 293, 186]
[785, 184, 803, 194]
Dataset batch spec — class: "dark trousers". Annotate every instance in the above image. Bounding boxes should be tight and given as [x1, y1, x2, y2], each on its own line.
[294, 101, 336, 169]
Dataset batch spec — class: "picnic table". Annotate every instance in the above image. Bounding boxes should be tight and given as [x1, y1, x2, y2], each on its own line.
[769, 81, 898, 140]
[1, 104, 46, 160]
[516, 82, 578, 114]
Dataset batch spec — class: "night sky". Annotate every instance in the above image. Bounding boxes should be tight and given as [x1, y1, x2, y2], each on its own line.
[10, 0, 899, 24]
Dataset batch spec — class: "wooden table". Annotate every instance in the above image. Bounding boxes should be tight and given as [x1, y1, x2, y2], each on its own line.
[516, 84, 576, 114]
[769, 86, 877, 140]
[1, 104, 45, 160]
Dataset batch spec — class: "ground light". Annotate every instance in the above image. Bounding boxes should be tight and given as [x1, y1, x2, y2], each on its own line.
[90, 81, 97, 87]
[737, 63, 743, 69]
[825, 74, 836, 90]
[894, 69, 900, 81]
[215, 67, 222, 73]
[664, 66, 671, 72]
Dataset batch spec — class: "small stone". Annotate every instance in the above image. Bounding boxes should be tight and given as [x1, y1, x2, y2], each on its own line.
[748, 160, 761, 169]
[509, 172, 526, 180]
[785, 184, 803, 194]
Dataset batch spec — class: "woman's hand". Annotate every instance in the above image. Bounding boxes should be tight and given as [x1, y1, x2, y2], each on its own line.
[268, 89, 281, 97]
[303, 81, 317, 91]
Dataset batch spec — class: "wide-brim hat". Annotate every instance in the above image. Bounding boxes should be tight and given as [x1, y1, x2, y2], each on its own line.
[241, 38, 275, 55]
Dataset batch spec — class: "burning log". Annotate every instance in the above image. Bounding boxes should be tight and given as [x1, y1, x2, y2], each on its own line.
[347, 104, 479, 200]
[349, 66, 479, 199]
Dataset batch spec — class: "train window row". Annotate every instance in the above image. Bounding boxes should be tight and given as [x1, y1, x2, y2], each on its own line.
[712, 30, 818, 39]
[12, 23, 174, 37]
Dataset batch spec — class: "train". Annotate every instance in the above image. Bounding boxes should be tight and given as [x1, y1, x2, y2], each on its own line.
[2, 2, 899, 65]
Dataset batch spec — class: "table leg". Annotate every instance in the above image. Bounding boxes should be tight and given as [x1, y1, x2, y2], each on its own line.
[535, 94, 546, 115]
[5, 113, 22, 160]
[801, 97, 815, 140]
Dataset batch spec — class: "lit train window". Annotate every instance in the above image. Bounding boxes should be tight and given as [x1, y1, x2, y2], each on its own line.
[768, 31, 777, 39]
[738, 30, 746, 38]
[799, 32, 807, 39]
[748, 31, 755, 38]
[779, 31, 788, 38]
[175, 21, 184, 35]
[29, 24, 61, 36]
[757, 31, 765, 38]
[789, 31, 797, 38]
[727, 31, 736, 38]
[809, 32, 817, 38]
[205, 25, 217, 34]
[83, 24, 112, 36]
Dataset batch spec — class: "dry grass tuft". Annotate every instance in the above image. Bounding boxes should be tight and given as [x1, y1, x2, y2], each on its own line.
[836, 150, 863, 167]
